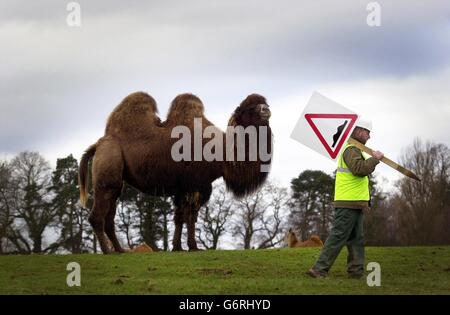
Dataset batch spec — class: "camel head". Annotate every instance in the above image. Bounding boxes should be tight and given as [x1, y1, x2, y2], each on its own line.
[284, 228, 298, 247]
[223, 93, 272, 198]
[229, 94, 271, 127]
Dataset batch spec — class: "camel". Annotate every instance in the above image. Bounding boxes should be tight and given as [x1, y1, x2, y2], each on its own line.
[130, 243, 153, 253]
[285, 229, 324, 248]
[105, 239, 153, 253]
[79, 92, 272, 254]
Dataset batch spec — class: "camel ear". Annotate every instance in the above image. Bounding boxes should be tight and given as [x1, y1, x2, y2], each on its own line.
[288, 228, 292, 233]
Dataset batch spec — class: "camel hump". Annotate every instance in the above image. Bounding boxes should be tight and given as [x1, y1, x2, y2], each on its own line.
[165, 93, 204, 125]
[310, 235, 323, 245]
[116, 91, 158, 114]
[105, 92, 161, 135]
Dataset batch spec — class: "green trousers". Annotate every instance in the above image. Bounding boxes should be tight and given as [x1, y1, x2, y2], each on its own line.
[313, 207, 365, 276]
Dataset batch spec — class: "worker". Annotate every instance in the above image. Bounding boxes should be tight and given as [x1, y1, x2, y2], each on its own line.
[308, 118, 384, 279]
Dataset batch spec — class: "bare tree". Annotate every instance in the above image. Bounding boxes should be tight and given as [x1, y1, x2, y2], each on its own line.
[232, 187, 265, 249]
[255, 183, 289, 249]
[0, 162, 16, 254]
[7, 152, 58, 253]
[232, 181, 288, 249]
[394, 139, 450, 245]
[196, 182, 234, 250]
[116, 195, 138, 249]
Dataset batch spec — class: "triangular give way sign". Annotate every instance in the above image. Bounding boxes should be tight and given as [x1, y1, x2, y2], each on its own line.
[290, 92, 359, 161]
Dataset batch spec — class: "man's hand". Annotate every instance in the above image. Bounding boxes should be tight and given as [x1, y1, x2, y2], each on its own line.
[372, 150, 384, 160]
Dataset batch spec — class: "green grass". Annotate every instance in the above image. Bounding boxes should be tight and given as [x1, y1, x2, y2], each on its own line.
[0, 246, 449, 294]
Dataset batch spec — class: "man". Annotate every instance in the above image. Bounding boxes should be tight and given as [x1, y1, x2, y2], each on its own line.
[308, 118, 384, 279]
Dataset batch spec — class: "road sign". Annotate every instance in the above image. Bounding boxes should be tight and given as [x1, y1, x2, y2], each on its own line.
[291, 92, 421, 181]
[290, 92, 359, 161]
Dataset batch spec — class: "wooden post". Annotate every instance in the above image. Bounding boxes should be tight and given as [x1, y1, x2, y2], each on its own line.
[348, 137, 421, 181]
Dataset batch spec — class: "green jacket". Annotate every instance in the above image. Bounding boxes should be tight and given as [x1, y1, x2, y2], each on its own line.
[333, 146, 379, 210]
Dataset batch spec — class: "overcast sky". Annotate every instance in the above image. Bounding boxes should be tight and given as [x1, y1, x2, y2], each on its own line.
[1, 0, 450, 192]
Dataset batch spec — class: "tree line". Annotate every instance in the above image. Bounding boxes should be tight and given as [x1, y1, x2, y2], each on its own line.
[0, 138, 448, 254]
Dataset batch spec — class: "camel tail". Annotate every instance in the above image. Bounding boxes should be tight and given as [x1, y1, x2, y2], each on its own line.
[79, 143, 96, 207]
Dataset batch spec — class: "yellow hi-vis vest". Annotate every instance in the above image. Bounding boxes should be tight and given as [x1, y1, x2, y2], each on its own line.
[334, 143, 371, 201]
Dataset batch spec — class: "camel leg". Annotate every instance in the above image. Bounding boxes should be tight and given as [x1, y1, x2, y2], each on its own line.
[89, 196, 112, 254]
[89, 136, 124, 255]
[172, 206, 184, 251]
[187, 211, 200, 251]
[104, 190, 125, 253]
[187, 193, 202, 251]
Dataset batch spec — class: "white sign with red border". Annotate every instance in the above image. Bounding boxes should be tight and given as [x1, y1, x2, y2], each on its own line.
[290, 92, 359, 161]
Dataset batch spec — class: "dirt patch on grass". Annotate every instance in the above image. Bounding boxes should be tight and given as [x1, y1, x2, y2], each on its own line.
[113, 278, 124, 285]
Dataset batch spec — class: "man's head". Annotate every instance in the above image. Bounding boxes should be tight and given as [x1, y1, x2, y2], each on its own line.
[351, 117, 372, 144]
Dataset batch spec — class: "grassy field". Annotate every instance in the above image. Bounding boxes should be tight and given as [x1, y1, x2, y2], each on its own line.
[0, 246, 449, 295]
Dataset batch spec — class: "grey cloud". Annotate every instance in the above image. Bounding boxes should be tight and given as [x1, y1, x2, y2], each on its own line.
[2, 0, 449, 82]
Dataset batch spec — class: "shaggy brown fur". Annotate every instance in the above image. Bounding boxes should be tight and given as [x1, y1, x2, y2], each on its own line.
[285, 229, 324, 248]
[79, 92, 272, 254]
